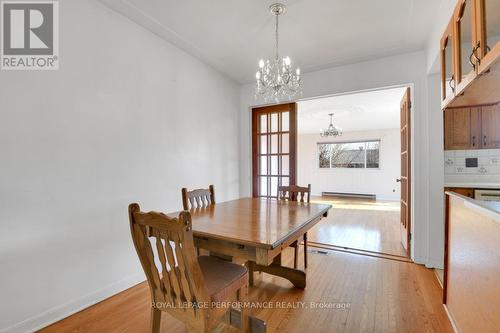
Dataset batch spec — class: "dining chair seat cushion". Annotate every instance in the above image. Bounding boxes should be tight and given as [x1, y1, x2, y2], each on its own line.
[198, 256, 249, 302]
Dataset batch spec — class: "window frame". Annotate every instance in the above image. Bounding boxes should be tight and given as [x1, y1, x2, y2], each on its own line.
[316, 139, 381, 170]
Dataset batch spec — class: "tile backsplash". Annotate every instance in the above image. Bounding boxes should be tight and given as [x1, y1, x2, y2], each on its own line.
[444, 149, 500, 175]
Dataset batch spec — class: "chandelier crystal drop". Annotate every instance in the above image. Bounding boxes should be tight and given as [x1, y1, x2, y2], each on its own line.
[255, 3, 302, 102]
[320, 113, 343, 137]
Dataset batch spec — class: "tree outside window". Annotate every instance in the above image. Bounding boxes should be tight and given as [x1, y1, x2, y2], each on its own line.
[318, 140, 380, 169]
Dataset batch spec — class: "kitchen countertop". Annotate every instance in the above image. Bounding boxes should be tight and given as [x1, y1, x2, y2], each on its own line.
[476, 200, 500, 214]
[444, 182, 500, 189]
[446, 191, 500, 217]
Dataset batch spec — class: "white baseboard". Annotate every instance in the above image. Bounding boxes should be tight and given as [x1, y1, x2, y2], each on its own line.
[313, 192, 399, 201]
[412, 254, 426, 265]
[0, 273, 145, 333]
[425, 258, 444, 269]
[443, 304, 460, 333]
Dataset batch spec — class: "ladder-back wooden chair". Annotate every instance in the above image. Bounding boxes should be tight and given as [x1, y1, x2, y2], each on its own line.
[128, 203, 249, 332]
[278, 184, 312, 269]
[181, 185, 216, 256]
[181, 185, 215, 210]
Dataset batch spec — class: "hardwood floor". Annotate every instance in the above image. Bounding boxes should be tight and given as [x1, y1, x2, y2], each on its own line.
[308, 196, 406, 257]
[40, 247, 452, 333]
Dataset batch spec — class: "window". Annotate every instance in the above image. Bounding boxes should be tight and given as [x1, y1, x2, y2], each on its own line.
[318, 140, 380, 169]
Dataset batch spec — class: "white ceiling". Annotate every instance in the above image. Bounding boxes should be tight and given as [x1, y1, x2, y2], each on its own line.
[297, 87, 406, 134]
[100, 0, 439, 83]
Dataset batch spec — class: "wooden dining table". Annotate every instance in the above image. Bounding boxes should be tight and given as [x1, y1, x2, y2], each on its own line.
[173, 197, 331, 289]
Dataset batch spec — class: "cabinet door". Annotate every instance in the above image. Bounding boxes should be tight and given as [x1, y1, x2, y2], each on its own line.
[441, 19, 456, 108]
[481, 104, 500, 148]
[455, 0, 479, 94]
[476, 0, 500, 74]
[471, 107, 482, 148]
[445, 107, 480, 150]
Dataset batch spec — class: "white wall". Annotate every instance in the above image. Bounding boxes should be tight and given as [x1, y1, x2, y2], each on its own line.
[0, 1, 240, 332]
[426, 0, 458, 73]
[240, 51, 432, 265]
[298, 129, 401, 201]
[426, 74, 445, 269]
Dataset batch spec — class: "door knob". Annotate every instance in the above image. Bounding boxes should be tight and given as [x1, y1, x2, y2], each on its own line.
[396, 178, 402, 183]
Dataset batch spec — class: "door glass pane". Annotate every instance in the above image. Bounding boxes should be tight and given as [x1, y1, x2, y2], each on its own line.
[281, 155, 289, 175]
[270, 177, 278, 197]
[260, 114, 267, 133]
[271, 156, 278, 175]
[459, 1, 474, 77]
[260, 135, 267, 154]
[485, 0, 500, 57]
[260, 156, 267, 175]
[281, 133, 289, 153]
[270, 113, 278, 132]
[281, 177, 289, 187]
[282, 112, 289, 132]
[260, 177, 268, 196]
[270, 134, 278, 154]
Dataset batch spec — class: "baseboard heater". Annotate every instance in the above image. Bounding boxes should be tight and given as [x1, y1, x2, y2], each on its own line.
[321, 191, 376, 200]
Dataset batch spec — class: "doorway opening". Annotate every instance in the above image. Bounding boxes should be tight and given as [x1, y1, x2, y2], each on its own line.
[295, 87, 411, 258]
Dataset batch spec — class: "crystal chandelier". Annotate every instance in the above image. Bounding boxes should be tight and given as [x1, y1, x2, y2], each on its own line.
[255, 3, 302, 102]
[320, 113, 343, 137]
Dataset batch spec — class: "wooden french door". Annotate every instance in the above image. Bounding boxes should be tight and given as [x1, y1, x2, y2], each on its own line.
[252, 103, 297, 198]
[399, 88, 411, 257]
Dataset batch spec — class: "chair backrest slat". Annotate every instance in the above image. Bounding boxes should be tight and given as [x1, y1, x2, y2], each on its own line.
[154, 234, 172, 299]
[173, 237, 196, 316]
[128, 204, 209, 320]
[278, 184, 311, 203]
[133, 224, 163, 300]
[182, 185, 216, 210]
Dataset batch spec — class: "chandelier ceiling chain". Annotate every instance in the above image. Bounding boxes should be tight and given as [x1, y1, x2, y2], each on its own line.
[255, 3, 302, 102]
[320, 113, 343, 137]
[274, 7, 280, 60]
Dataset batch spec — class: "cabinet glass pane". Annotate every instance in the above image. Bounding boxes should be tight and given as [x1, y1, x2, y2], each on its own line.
[270, 134, 278, 154]
[282, 112, 289, 131]
[260, 156, 268, 175]
[270, 177, 278, 197]
[260, 114, 267, 133]
[444, 35, 454, 99]
[485, 0, 500, 57]
[271, 156, 279, 175]
[271, 113, 278, 132]
[281, 155, 289, 175]
[458, 0, 474, 76]
[281, 133, 289, 153]
[260, 177, 268, 196]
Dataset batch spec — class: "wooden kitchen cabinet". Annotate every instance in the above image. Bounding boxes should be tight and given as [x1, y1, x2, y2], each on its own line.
[440, 0, 500, 109]
[481, 103, 500, 148]
[444, 107, 481, 149]
[445, 104, 500, 149]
